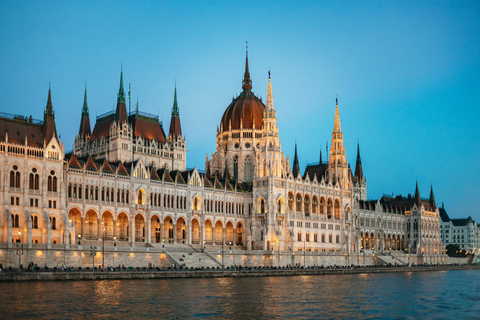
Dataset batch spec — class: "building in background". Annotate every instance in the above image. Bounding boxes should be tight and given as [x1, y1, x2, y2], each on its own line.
[440, 204, 480, 252]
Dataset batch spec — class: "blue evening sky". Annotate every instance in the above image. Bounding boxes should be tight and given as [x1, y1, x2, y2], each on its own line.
[1, 1, 479, 220]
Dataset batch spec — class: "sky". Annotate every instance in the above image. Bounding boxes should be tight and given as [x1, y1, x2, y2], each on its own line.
[1, 1, 479, 221]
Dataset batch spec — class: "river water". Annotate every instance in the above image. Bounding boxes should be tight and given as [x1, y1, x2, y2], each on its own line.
[1, 270, 479, 319]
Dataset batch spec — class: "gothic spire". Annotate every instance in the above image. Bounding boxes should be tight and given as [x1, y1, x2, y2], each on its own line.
[266, 70, 274, 112]
[82, 83, 89, 116]
[242, 43, 252, 92]
[79, 84, 91, 139]
[115, 67, 128, 124]
[429, 185, 436, 210]
[414, 181, 421, 206]
[44, 83, 54, 117]
[292, 142, 300, 178]
[169, 83, 182, 137]
[319, 146, 323, 164]
[172, 82, 179, 117]
[118, 66, 125, 101]
[333, 96, 342, 134]
[355, 142, 364, 180]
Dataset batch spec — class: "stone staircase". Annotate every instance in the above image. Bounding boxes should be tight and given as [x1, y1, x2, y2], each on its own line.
[169, 251, 220, 268]
[374, 252, 408, 266]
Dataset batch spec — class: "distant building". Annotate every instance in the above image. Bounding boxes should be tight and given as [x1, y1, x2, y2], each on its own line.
[440, 204, 480, 251]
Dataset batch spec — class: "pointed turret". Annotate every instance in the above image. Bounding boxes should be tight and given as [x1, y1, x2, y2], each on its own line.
[319, 147, 323, 164]
[414, 181, 421, 206]
[115, 67, 128, 124]
[354, 142, 364, 180]
[242, 45, 252, 92]
[333, 97, 342, 134]
[292, 142, 300, 178]
[429, 185, 436, 210]
[78, 85, 91, 139]
[43, 84, 58, 143]
[168, 83, 182, 137]
[266, 70, 274, 112]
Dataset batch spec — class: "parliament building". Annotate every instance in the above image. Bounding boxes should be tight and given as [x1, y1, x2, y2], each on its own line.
[0, 53, 445, 268]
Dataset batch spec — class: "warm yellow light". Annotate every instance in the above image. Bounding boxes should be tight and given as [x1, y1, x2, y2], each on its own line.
[36, 250, 43, 256]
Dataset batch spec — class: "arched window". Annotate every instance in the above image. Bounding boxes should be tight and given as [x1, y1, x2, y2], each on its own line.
[10, 165, 21, 188]
[296, 194, 302, 213]
[138, 190, 143, 204]
[50, 216, 56, 230]
[334, 199, 340, 219]
[329, 234, 333, 243]
[336, 234, 340, 243]
[29, 168, 39, 190]
[297, 232, 302, 242]
[68, 184, 72, 197]
[32, 215, 38, 229]
[288, 193, 294, 211]
[233, 156, 238, 179]
[11, 214, 19, 228]
[47, 170, 57, 192]
[320, 197, 325, 215]
[327, 199, 333, 219]
[244, 156, 252, 182]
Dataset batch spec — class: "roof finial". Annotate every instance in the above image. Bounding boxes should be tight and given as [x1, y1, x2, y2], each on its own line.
[246, 41, 248, 55]
[242, 43, 252, 92]
[336, 94, 338, 106]
[268, 69, 271, 79]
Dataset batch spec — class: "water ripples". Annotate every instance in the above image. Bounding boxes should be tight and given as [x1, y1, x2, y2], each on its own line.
[0, 270, 479, 319]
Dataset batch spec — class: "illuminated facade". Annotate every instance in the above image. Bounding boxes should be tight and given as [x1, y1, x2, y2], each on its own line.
[0, 53, 445, 268]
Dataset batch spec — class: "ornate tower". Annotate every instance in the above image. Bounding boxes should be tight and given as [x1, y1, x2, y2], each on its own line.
[43, 85, 57, 144]
[327, 97, 350, 188]
[168, 84, 186, 170]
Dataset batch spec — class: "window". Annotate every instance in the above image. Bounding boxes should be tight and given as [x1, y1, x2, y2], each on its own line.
[50, 216, 56, 230]
[29, 168, 39, 190]
[336, 234, 340, 243]
[11, 214, 19, 228]
[47, 170, 57, 192]
[10, 165, 21, 188]
[297, 232, 302, 242]
[244, 156, 252, 182]
[32, 215, 38, 229]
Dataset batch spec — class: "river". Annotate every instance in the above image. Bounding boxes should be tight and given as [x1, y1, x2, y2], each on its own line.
[1, 269, 479, 319]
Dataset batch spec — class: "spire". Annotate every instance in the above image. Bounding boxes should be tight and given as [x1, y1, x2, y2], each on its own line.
[333, 95, 342, 134]
[414, 181, 421, 206]
[115, 67, 128, 124]
[319, 146, 323, 164]
[45, 83, 54, 117]
[169, 83, 182, 137]
[43, 84, 58, 143]
[292, 142, 300, 178]
[355, 142, 364, 180]
[118, 66, 125, 101]
[266, 70, 274, 112]
[242, 42, 252, 92]
[429, 185, 436, 210]
[82, 83, 89, 116]
[172, 81, 179, 117]
[79, 84, 91, 139]
[135, 97, 139, 114]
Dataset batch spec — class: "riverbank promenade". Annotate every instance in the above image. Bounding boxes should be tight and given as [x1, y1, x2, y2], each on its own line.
[0, 264, 477, 282]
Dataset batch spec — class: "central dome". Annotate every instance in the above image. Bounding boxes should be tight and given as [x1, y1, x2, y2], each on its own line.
[220, 53, 265, 133]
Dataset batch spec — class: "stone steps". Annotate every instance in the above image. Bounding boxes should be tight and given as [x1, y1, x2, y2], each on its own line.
[169, 252, 220, 268]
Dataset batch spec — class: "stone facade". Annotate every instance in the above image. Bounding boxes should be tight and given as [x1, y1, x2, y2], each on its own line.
[0, 54, 446, 268]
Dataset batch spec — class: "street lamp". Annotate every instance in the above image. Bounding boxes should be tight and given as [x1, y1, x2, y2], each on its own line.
[222, 233, 225, 272]
[114, 236, 116, 247]
[102, 227, 106, 268]
[16, 242, 24, 271]
[90, 246, 97, 271]
[78, 234, 81, 245]
[18, 231, 21, 243]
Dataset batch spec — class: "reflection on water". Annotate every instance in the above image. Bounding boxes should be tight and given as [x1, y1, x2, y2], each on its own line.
[1, 270, 479, 319]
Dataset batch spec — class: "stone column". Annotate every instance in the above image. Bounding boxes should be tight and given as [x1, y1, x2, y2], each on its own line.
[187, 222, 192, 245]
[173, 224, 177, 244]
[7, 210, 12, 246]
[113, 219, 117, 239]
[28, 215, 32, 247]
[212, 226, 216, 245]
[81, 217, 85, 240]
[200, 223, 205, 249]
[233, 227, 236, 267]
[146, 219, 151, 244]
[130, 217, 135, 247]
[97, 218, 102, 241]
[159, 222, 163, 244]
[47, 218, 52, 249]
